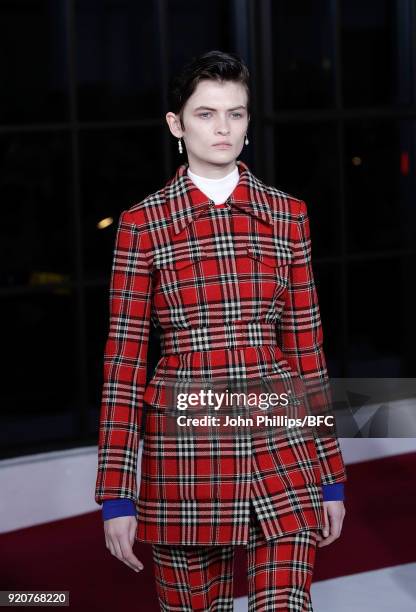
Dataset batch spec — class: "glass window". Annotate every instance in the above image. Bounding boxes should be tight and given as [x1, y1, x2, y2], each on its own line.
[347, 258, 404, 376]
[79, 127, 165, 278]
[341, 0, 396, 107]
[75, 0, 162, 120]
[85, 286, 107, 413]
[270, 0, 335, 109]
[0, 132, 74, 288]
[0, 0, 69, 124]
[274, 122, 341, 257]
[168, 0, 233, 77]
[1, 287, 80, 441]
[344, 119, 408, 253]
[314, 262, 344, 377]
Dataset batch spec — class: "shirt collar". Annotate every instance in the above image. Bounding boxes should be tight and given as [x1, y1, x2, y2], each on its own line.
[165, 159, 275, 236]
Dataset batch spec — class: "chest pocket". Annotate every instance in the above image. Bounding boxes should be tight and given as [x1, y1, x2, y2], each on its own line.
[153, 245, 208, 271]
[245, 244, 292, 298]
[152, 244, 209, 328]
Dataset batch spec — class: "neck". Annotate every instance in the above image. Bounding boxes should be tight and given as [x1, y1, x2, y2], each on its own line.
[187, 159, 237, 179]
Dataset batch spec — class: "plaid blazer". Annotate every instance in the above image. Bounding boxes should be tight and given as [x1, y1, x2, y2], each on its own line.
[95, 159, 347, 545]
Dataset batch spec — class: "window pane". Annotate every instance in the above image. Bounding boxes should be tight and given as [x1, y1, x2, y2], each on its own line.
[341, 0, 396, 108]
[75, 0, 162, 120]
[344, 119, 411, 253]
[168, 0, 233, 77]
[271, 0, 335, 109]
[0, 292, 79, 453]
[79, 127, 165, 278]
[0, 133, 74, 287]
[314, 262, 344, 377]
[85, 286, 107, 413]
[347, 258, 404, 376]
[274, 122, 340, 257]
[0, 0, 69, 124]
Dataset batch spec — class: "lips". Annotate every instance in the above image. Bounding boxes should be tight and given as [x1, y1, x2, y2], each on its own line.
[213, 143, 232, 147]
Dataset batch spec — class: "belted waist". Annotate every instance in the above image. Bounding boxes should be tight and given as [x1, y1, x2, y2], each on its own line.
[160, 321, 277, 355]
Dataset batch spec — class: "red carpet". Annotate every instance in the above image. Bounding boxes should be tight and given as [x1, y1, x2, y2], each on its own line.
[1, 452, 415, 610]
[314, 451, 416, 580]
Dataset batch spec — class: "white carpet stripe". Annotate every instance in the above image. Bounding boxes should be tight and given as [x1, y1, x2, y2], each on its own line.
[234, 562, 416, 611]
[1, 438, 415, 532]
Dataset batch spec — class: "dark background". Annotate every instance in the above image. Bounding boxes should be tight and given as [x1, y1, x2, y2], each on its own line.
[1, 0, 415, 458]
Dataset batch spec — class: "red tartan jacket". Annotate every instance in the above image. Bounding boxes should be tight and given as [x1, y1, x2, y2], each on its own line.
[95, 159, 347, 545]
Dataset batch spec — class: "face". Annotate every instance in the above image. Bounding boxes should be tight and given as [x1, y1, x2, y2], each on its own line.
[166, 79, 250, 176]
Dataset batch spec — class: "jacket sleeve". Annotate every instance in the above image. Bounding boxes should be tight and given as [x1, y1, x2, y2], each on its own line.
[276, 199, 347, 486]
[95, 210, 152, 506]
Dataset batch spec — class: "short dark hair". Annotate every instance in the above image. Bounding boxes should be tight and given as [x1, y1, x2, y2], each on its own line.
[168, 49, 251, 130]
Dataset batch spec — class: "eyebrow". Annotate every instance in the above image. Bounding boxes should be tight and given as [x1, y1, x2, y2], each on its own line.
[193, 105, 247, 112]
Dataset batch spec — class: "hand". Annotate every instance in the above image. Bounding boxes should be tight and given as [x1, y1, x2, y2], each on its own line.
[316, 500, 346, 548]
[104, 515, 144, 572]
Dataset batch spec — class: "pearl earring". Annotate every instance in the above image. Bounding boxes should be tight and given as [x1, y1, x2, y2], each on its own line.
[245, 134, 249, 145]
[178, 138, 183, 154]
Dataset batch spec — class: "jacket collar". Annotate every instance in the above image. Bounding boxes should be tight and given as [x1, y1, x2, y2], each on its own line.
[165, 159, 275, 235]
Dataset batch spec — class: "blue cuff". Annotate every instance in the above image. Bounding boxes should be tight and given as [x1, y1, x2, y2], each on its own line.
[102, 498, 137, 521]
[322, 483, 345, 501]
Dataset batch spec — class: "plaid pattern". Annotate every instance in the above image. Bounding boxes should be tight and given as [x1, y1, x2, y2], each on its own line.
[95, 159, 347, 545]
[152, 502, 318, 611]
[160, 320, 278, 354]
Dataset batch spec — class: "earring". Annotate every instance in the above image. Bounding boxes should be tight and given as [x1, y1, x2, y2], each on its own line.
[178, 138, 183, 154]
[245, 134, 249, 145]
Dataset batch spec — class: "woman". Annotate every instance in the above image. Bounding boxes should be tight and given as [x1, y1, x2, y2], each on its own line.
[95, 50, 347, 611]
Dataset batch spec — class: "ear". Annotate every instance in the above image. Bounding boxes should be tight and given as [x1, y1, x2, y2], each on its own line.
[165, 112, 183, 138]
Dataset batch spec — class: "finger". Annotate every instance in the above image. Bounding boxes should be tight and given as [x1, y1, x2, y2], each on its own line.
[119, 531, 141, 567]
[108, 531, 140, 571]
[317, 534, 334, 548]
[322, 504, 330, 538]
[123, 553, 143, 573]
[318, 525, 340, 547]
[107, 536, 116, 556]
[317, 532, 330, 547]
[119, 536, 143, 572]
[317, 517, 334, 547]
[112, 536, 124, 561]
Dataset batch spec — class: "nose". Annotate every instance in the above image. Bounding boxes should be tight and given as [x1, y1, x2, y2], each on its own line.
[215, 116, 230, 134]
[216, 126, 230, 137]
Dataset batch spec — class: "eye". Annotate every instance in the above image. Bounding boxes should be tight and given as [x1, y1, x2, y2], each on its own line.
[198, 112, 211, 118]
[231, 112, 243, 118]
